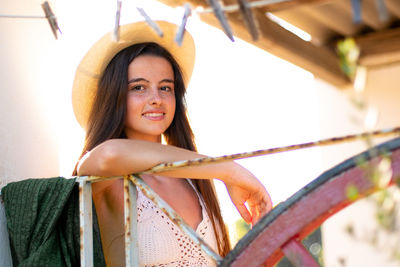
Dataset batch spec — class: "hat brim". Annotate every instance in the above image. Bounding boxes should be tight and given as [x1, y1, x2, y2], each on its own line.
[72, 21, 195, 129]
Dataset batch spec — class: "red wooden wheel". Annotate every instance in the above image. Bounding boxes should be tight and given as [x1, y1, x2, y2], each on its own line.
[220, 138, 400, 267]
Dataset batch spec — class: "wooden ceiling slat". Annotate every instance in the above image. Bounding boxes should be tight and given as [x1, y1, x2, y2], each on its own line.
[301, 3, 362, 37]
[357, 28, 400, 67]
[220, 0, 339, 12]
[334, 0, 386, 31]
[271, 9, 337, 44]
[256, 0, 337, 12]
[386, 0, 400, 18]
[361, 0, 394, 30]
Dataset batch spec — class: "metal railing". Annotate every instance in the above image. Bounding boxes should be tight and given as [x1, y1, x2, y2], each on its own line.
[78, 174, 222, 267]
[77, 127, 400, 266]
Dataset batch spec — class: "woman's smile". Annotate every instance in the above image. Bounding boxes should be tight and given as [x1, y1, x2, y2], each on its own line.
[142, 111, 166, 120]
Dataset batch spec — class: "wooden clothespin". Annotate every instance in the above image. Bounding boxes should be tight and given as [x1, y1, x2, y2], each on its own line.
[137, 7, 163, 37]
[375, 0, 389, 22]
[113, 0, 122, 42]
[41, 1, 61, 39]
[237, 0, 259, 41]
[175, 3, 191, 46]
[350, 0, 362, 24]
[206, 0, 234, 41]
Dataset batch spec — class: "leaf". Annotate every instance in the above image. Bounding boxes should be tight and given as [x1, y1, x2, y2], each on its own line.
[346, 185, 359, 201]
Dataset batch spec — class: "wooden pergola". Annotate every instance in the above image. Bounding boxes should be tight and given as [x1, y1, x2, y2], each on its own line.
[157, 0, 400, 88]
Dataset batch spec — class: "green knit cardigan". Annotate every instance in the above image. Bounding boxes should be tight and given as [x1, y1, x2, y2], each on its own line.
[2, 177, 106, 267]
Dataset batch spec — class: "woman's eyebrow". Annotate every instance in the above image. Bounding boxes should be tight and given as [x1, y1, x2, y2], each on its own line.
[159, 79, 174, 84]
[128, 78, 148, 84]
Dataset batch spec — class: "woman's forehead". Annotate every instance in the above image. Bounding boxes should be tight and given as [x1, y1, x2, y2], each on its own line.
[128, 56, 174, 76]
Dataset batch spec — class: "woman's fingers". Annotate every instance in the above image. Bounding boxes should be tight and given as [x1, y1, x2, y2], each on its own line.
[249, 192, 272, 226]
[235, 203, 252, 224]
[249, 203, 259, 225]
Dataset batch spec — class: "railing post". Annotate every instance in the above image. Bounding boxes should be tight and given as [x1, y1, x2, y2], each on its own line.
[124, 177, 139, 267]
[79, 178, 93, 267]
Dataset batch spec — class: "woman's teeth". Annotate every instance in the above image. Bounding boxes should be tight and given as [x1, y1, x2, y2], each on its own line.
[143, 113, 164, 117]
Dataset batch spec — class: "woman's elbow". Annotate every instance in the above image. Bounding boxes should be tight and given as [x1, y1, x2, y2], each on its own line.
[77, 140, 121, 176]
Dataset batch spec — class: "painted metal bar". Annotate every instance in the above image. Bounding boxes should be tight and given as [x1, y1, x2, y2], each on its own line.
[79, 177, 94, 267]
[143, 127, 400, 174]
[85, 175, 123, 183]
[124, 177, 139, 267]
[197, 0, 289, 14]
[281, 239, 320, 267]
[129, 174, 223, 264]
[85, 128, 400, 181]
[0, 196, 13, 267]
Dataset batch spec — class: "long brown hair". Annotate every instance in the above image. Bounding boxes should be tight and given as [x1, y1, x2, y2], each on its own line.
[73, 42, 231, 256]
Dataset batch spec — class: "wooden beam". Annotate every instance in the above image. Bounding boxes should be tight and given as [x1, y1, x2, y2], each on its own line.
[301, 4, 363, 37]
[360, 0, 394, 31]
[356, 27, 400, 67]
[335, 0, 393, 31]
[270, 8, 338, 45]
[386, 0, 400, 18]
[262, 0, 337, 12]
[159, 0, 338, 13]
[221, 0, 338, 13]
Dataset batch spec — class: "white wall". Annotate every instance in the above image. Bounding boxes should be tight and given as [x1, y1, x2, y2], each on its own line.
[0, 1, 61, 187]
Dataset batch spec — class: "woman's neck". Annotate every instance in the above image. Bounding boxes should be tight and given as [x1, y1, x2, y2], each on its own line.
[126, 133, 162, 143]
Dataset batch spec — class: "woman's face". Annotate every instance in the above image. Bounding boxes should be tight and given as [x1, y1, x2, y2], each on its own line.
[125, 55, 176, 142]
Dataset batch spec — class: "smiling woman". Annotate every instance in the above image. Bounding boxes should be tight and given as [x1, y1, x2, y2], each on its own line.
[70, 20, 272, 266]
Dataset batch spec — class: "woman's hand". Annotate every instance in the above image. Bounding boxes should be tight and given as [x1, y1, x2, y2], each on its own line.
[224, 164, 272, 226]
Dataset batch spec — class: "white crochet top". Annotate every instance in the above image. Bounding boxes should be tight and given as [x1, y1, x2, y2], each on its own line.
[137, 180, 219, 267]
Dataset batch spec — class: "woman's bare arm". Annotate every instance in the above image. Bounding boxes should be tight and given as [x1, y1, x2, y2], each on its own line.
[78, 138, 272, 224]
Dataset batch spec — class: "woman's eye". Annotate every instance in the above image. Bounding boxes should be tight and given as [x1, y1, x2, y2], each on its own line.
[160, 86, 172, 92]
[130, 85, 144, 91]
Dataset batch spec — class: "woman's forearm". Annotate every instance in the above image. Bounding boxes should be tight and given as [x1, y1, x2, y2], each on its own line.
[77, 138, 239, 184]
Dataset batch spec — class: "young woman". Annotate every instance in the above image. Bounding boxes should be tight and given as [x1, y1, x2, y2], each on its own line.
[72, 21, 272, 266]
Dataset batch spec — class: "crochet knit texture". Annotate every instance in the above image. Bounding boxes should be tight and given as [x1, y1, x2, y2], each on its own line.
[137, 181, 218, 267]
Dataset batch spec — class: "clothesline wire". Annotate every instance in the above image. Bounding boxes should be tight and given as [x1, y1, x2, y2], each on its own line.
[0, 14, 46, 19]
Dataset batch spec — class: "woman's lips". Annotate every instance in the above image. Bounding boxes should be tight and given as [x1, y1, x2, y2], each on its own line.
[142, 112, 165, 120]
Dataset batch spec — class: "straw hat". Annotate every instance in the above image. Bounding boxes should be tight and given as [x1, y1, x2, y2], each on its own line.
[72, 21, 195, 129]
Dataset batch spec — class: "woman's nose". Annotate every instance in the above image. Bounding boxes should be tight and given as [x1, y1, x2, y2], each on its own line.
[148, 88, 162, 105]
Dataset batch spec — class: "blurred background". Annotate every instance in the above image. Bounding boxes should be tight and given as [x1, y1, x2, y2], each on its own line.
[1, 0, 400, 266]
